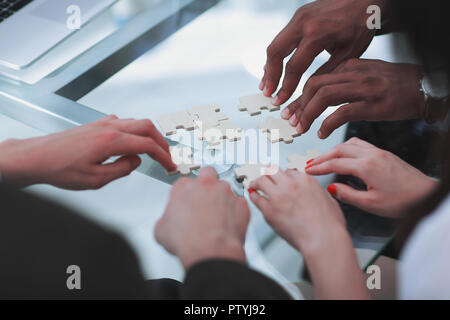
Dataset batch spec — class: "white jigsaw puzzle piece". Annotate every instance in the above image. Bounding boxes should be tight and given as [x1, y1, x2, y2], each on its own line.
[286, 150, 321, 172]
[234, 163, 271, 189]
[156, 110, 197, 136]
[238, 93, 280, 116]
[169, 146, 201, 176]
[197, 119, 242, 146]
[258, 116, 300, 144]
[189, 104, 228, 125]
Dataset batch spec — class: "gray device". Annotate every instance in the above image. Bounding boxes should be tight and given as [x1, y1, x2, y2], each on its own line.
[0, 0, 117, 70]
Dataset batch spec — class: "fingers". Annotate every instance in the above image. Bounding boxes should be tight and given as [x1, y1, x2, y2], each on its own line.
[318, 102, 365, 138]
[93, 115, 119, 124]
[307, 143, 363, 168]
[109, 119, 170, 153]
[96, 155, 142, 187]
[263, 165, 287, 185]
[281, 72, 353, 122]
[263, 22, 302, 97]
[300, 72, 354, 109]
[327, 183, 372, 211]
[198, 167, 219, 181]
[249, 175, 277, 196]
[313, 48, 352, 76]
[108, 133, 176, 172]
[306, 158, 362, 177]
[297, 83, 361, 135]
[345, 136, 375, 149]
[273, 41, 321, 106]
[249, 191, 274, 217]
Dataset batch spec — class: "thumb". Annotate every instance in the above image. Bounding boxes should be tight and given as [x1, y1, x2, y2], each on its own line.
[327, 183, 372, 210]
[99, 155, 142, 184]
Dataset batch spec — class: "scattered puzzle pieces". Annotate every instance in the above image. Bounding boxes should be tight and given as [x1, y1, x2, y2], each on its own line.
[197, 119, 243, 146]
[286, 150, 321, 172]
[258, 116, 300, 144]
[169, 146, 201, 176]
[238, 93, 280, 116]
[156, 110, 197, 136]
[234, 163, 270, 189]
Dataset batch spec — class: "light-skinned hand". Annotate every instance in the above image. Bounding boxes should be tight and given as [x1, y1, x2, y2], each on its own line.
[155, 167, 250, 270]
[306, 137, 437, 217]
[0, 115, 176, 189]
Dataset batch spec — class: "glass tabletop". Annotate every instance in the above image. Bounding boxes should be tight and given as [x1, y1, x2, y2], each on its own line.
[0, 0, 396, 291]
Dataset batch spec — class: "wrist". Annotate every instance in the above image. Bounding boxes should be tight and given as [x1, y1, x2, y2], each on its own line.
[298, 225, 351, 263]
[300, 227, 369, 299]
[417, 176, 439, 199]
[0, 139, 42, 187]
[420, 72, 450, 123]
[178, 235, 246, 270]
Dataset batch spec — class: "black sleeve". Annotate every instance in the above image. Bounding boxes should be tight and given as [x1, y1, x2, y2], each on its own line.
[181, 260, 292, 300]
[0, 186, 149, 299]
[0, 186, 291, 300]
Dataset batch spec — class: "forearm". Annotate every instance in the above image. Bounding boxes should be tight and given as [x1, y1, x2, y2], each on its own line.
[300, 228, 370, 300]
[0, 138, 39, 188]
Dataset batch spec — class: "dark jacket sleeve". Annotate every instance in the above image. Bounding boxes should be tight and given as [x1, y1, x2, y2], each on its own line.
[181, 260, 292, 300]
[0, 186, 149, 299]
[0, 186, 291, 300]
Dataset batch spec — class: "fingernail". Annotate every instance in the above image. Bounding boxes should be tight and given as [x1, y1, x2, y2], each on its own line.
[296, 122, 303, 133]
[327, 184, 337, 197]
[306, 159, 314, 165]
[263, 86, 270, 97]
[281, 107, 291, 119]
[133, 157, 142, 167]
[289, 113, 297, 126]
[259, 80, 264, 91]
[272, 95, 281, 106]
[305, 164, 313, 170]
[248, 188, 256, 195]
[318, 130, 324, 139]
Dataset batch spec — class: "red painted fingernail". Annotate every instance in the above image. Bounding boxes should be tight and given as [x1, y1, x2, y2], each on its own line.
[305, 164, 313, 170]
[327, 184, 337, 197]
[306, 159, 314, 165]
[248, 188, 256, 195]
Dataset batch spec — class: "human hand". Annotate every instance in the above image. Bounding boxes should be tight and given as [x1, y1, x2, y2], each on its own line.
[281, 59, 425, 139]
[262, 0, 387, 105]
[249, 167, 346, 255]
[249, 168, 369, 299]
[0, 115, 176, 189]
[306, 138, 437, 217]
[155, 167, 250, 269]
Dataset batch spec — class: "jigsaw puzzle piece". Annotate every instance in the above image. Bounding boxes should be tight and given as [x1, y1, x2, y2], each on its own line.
[258, 116, 300, 144]
[238, 93, 280, 116]
[189, 104, 228, 125]
[286, 150, 321, 172]
[197, 119, 242, 146]
[234, 163, 270, 189]
[156, 110, 197, 136]
[218, 120, 243, 142]
[169, 146, 201, 176]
